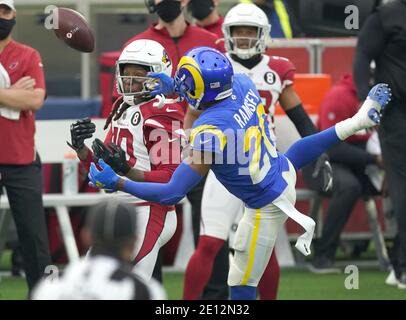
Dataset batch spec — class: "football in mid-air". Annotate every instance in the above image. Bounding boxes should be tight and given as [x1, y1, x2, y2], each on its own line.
[53, 7, 95, 53]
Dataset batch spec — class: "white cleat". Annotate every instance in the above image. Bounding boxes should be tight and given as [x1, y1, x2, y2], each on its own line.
[385, 269, 398, 286]
[335, 84, 392, 141]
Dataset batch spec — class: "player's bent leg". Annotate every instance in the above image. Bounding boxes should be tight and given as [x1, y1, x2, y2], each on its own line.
[183, 235, 226, 300]
[132, 205, 177, 281]
[228, 205, 288, 300]
[257, 250, 279, 300]
[285, 84, 391, 171]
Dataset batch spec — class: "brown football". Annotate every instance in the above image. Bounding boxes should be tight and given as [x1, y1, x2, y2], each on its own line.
[53, 8, 95, 53]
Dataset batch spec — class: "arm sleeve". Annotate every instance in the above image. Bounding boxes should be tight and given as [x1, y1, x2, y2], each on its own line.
[353, 12, 387, 100]
[143, 125, 181, 183]
[285, 103, 318, 137]
[122, 162, 203, 205]
[25, 50, 45, 90]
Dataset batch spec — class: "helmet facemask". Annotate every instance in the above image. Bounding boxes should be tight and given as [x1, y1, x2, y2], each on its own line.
[226, 25, 268, 60]
[116, 63, 160, 105]
[222, 3, 271, 60]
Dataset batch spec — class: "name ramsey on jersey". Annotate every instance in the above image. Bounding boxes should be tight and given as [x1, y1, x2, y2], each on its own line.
[233, 88, 260, 129]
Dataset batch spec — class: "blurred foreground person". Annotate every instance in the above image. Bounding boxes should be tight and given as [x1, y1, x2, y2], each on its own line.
[32, 200, 166, 300]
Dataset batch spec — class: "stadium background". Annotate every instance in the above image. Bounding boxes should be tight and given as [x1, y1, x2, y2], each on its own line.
[0, 0, 403, 299]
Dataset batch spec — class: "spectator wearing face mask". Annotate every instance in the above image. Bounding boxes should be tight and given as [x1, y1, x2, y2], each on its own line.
[188, 0, 224, 39]
[123, 0, 223, 78]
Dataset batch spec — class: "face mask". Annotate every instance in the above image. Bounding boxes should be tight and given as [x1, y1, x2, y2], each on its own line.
[0, 17, 16, 40]
[189, 0, 214, 21]
[156, 0, 182, 23]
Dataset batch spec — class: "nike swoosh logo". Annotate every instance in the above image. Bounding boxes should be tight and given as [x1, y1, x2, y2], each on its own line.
[166, 107, 178, 112]
[168, 138, 177, 143]
[200, 139, 212, 144]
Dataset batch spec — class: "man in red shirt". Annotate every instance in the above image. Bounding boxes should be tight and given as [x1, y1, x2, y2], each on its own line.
[308, 74, 383, 273]
[0, 0, 51, 292]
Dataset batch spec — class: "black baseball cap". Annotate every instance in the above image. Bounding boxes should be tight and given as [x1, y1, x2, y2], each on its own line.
[86, 199, 137, 244]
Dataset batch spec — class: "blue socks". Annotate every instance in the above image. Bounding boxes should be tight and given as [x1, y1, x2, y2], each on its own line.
[284, 126, 339, 170]
[230, 286, 257, 300]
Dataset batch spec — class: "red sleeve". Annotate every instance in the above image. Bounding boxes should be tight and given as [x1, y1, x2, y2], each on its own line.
[143, 125, 181, 183]
[25, 50, 45, 90]
[268, 56, 296, 87]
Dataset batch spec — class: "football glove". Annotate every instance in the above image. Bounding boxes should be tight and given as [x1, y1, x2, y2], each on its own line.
[312, 153, 333, 192]
[148, 72, 176, 96]
[88, 159, 120, 191]
[67, 118, 96, 151]
[91, 138, 131, 176]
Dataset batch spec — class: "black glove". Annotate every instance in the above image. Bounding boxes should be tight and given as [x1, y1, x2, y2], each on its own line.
[312, 153, 333, 192]
[91, 138, 131, 176]
[67, 118, 96, 151]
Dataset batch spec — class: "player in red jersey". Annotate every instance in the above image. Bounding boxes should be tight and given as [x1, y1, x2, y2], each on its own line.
[68, 39, 185, 281]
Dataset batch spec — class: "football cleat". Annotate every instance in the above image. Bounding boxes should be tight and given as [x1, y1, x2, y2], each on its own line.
[355, 83, 391, 128]
[368, 83, 392, 109]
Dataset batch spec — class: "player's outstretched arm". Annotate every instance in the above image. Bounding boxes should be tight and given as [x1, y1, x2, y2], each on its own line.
[88, 151, 211, 205]
[67, 118, 96, 162]
[285, 83, 391, 170]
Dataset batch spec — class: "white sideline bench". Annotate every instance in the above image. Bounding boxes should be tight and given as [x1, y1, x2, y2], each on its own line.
[0, 193, 114, 262]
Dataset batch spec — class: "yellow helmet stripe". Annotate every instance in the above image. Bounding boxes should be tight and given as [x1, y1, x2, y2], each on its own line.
[178, 56, 205, 100]
[178, 56, 201, 71]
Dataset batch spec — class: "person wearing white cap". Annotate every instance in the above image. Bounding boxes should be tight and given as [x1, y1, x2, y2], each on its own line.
[0, 0, 15, 12]
[0, 0, 51, 293]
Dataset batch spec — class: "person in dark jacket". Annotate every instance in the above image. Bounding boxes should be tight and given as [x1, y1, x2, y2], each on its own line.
[353, 0, 406, 289]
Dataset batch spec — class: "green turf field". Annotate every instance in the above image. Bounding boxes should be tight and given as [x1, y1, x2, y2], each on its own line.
[1, 262, 405, 300]
[162, 269, 406, 300]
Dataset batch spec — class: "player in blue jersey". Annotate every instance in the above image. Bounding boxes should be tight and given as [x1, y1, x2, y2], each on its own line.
[87, 47, 391, 300]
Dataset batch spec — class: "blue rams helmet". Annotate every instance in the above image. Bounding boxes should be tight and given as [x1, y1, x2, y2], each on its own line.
[174, 46, 234, 110]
